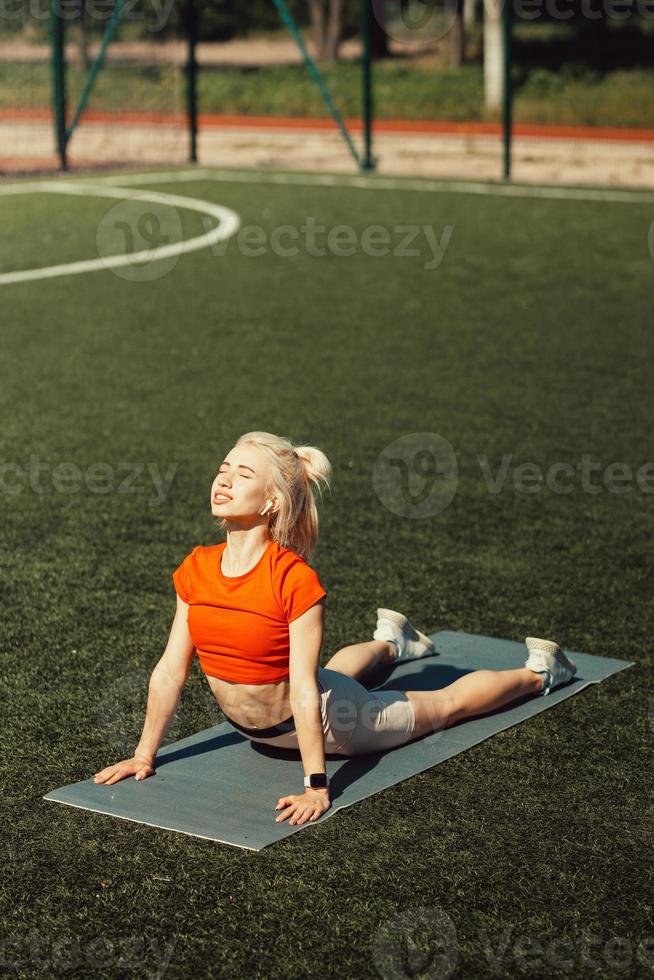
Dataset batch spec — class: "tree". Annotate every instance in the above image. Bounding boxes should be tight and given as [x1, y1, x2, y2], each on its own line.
[309, 0, 344, 61]
[366, 0, 389, 59]
[445, 0, 464, 68]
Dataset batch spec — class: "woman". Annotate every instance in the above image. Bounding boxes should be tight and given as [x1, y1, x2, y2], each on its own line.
[93, 431, 577, 827]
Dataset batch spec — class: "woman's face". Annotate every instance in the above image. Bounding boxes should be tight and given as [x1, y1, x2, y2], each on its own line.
[210, 445, 272, 521]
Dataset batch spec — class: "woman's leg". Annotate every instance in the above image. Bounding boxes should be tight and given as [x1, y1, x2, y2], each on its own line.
[324, 640, 395, 682]
[404, 667, 545, 740]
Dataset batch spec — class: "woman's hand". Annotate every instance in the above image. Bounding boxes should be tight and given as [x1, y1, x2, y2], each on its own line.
[92, 755, 156, 786]
[275, 790, 331, 825]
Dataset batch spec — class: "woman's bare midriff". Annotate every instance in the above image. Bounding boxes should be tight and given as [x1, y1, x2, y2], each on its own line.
[205, 674, 294, 729]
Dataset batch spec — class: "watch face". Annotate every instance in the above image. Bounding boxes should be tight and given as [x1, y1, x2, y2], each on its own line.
[309, 773, 328, 788]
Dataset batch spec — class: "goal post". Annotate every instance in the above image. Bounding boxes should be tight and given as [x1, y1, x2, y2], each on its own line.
[47, 0, 193, 172]
[271, 0, 375, 171]
[47, 0, 375, 174]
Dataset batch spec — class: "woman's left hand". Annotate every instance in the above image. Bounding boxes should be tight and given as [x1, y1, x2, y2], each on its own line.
[275, 790, 331, 824]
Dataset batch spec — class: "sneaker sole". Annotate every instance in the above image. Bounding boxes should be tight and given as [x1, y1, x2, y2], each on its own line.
[376, 607, 437, 657]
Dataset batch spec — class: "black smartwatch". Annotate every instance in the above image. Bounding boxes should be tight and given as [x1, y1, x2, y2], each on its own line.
[304, 772, 329, 790]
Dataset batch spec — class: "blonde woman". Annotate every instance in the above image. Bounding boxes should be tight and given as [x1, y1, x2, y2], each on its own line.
[93, 431, 577, 826]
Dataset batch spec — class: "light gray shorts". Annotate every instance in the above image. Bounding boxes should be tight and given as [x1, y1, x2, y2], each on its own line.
[243, 667, 416, 756]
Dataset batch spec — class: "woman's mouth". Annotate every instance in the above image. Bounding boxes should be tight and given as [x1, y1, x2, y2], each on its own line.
[214, 493, 232, 503]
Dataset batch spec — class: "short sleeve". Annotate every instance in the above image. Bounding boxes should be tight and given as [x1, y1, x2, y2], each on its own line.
[172, 546, 201, 603]
[281, 558, 327, 624]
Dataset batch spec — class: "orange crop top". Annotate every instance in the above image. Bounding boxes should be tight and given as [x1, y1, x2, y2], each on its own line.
[172, 538, 327, 684]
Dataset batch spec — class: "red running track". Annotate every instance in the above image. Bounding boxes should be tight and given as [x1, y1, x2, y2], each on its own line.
[1, 107, 654, 143]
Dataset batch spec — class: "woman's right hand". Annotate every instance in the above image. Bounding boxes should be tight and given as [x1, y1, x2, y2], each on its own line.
[92, 754, 155, 786]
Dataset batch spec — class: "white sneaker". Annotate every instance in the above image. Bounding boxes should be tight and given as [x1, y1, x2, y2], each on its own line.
[373, 607, 437, 663]
[524, 636, 577, 696]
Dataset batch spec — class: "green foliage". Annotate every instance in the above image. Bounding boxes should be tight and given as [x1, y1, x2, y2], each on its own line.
[4, 56, 654, 127]
[519, 67, 566, 97]
[186, 0, 309, 42]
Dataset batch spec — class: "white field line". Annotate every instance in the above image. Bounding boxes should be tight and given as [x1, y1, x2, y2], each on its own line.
[0, 181, 240, 285]
[19, 167, 654, 205]
[1, 168, 651, 284]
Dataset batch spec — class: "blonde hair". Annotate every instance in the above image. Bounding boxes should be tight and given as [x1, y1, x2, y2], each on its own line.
[215, 431, 332, 563]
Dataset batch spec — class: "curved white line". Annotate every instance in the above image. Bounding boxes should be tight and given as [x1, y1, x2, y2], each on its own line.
[0, 182, 241, 285]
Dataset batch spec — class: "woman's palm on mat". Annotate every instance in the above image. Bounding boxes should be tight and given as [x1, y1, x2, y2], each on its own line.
[93, 755, 155, 786]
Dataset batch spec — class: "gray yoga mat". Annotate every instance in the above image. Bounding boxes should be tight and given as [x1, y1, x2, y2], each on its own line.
[43, 631, 634, 850]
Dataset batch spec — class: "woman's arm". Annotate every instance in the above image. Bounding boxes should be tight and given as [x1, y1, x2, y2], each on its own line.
[94, 596, 195, 785]
[145, 594, 196, 689]
[135, 595, 195, 760]
[288, 599, 328, 787]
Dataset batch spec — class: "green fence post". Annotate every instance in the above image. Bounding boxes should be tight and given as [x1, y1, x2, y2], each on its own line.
[49, 0, 67, 170]
[65, 0, 128, 142]
[272, 0, 364, 169]
[502, 0, 513, 181]
[185, 0, 198, 163]
[361, 0, 375, 171]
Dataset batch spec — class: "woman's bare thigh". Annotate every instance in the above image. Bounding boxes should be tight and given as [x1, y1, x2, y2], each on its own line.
[403, 689, 463, 740]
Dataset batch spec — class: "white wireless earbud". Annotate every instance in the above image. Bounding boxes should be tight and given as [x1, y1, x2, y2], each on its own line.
[260, 501, 273, 515]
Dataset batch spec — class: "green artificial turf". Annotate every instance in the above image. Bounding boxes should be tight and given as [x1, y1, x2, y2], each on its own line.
[1, 169, 652, 978]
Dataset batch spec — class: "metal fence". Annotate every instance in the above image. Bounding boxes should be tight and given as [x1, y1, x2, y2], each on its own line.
[1, 0, 651, 186]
